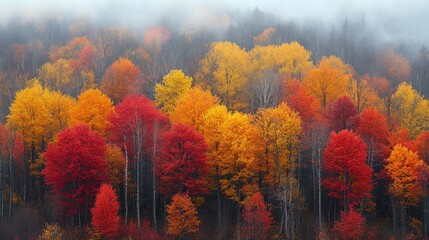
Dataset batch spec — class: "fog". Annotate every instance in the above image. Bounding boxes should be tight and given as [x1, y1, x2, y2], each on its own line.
[1, 0, 428, 44]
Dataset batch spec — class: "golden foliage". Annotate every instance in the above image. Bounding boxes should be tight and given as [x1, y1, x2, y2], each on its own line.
[155, 69, 192, 114]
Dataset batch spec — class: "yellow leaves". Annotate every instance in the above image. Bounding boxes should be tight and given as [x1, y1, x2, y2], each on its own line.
[8, 81, 51, 147]
[304, 55, 353, 107]
[170, 88, 219, 132]
[250, 42, 313, 80]
[391, 82, 429, 137]
[254, 102, 302, 186]
[155, 69, 192, 114]
[385, 144, 425, 206]
[7, 80, 75, 151]
[196, 41, 250, 111]
[69, 89, 114, 137]
[217, 111, 258, 204]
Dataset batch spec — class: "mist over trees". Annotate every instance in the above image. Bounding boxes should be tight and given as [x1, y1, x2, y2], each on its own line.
[0, 4, 429, 239]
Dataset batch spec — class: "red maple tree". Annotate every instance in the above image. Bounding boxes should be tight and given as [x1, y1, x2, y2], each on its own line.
[42, 124, 107, 216]
[322, 130, 372, 207]
[91, 183, 120, 238]
[156, 124, 209, 197]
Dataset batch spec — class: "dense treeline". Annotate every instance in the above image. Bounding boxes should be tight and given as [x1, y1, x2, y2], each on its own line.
[0, 9, 429, 240]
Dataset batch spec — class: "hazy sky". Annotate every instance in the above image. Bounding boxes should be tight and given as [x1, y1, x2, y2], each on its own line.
[1, 0, 428, 42]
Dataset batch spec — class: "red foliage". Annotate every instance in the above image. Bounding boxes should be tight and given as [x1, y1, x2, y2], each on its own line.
[322, 130, 372, 207]
[332, 208, 366, 240]
[356, 107, 390, 164]
[108, 95, 169, 162]
[242, 192, 273, 240]
[156, 124, 209, 196]
[325, 96, 358, 132]
[411, 131, 429, 164]
[91, 184, 120, 238]
[42, 124, 107, 215]
[282, 78, 322, 127]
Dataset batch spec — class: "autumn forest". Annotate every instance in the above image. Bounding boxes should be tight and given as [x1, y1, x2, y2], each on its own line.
[1, 4, 429, 240]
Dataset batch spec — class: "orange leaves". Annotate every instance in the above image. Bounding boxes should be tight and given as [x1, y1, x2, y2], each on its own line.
[385, 144, 425, 206]
[101, 58, 141, 104]
[170, 88, 219, 132]
[69, 89, 113, 137]
[91, 184, 120, 238]
[304, 56, 353, 107]
[166, 193, 200, 237]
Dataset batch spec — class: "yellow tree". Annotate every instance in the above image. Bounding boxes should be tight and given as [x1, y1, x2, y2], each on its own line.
[155, 69, 192, 114]
[391, 82, 429, 137]
[7, 81, 51, 150]
[170, 88, 219, 133]
[385, 144, 426, 237]
[166, 193, 201, 238]
[253, 102, 301, 237]
[7, 80, 56, 203]
[201, 105, 230, 229]
[304, 56, 354, 107]
[217, 111, 259, 237]
[101, 58, 141, 104]
[195, 41, 250, 111]
[69, 89, 114, 137]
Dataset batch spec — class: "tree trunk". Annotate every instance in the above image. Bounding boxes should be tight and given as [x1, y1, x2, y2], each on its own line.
[124, 140, 129, 225]
[152, 123, 158, 230]
[9, 153, 13, 219]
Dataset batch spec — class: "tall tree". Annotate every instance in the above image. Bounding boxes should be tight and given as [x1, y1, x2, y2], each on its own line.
[385, 144, 425, 237]
[254, 102, 302, 237]
[108, 95, 168, 227]
[91, 184, 120, 239]
[42, 124, 107, 227]
[323, 130, 372, 208]
[156, 124, 209, 197]
[217, 112, 259, 238]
